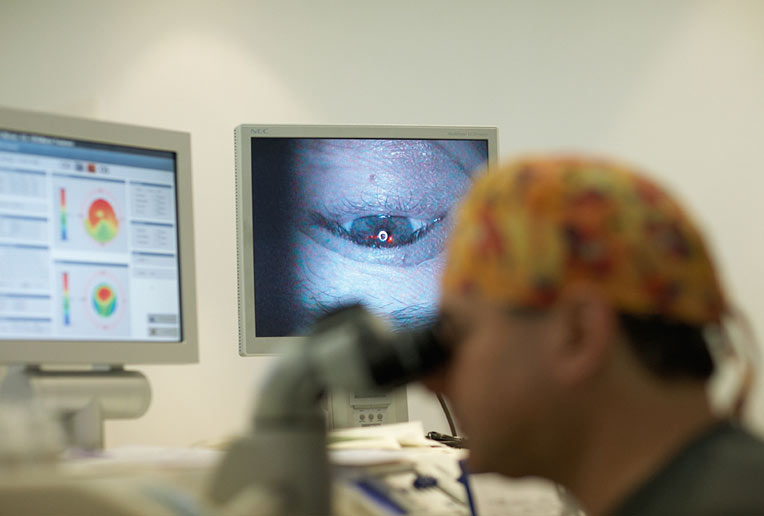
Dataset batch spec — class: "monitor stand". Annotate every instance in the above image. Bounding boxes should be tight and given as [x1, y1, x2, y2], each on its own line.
[0, 364, 151, 450]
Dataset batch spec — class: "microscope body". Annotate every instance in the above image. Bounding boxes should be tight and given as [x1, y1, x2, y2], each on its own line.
[209, 306, 446, 515]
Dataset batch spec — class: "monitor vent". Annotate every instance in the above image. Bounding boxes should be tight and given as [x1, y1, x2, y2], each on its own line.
[233, 129, 245, 355]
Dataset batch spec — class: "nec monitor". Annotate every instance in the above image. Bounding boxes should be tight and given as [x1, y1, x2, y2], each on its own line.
[0, 107, 197, 365]
[235, 124, 498, 355]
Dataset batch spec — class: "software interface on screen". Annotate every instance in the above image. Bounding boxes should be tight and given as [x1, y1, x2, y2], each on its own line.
[0, 129, 182, 342]
[249, 137, 489, 337]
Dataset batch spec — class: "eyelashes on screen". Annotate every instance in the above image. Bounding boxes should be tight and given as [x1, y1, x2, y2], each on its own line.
[312, 213, 444, 249]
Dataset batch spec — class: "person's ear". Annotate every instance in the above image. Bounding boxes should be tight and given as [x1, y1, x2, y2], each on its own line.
[550, 283, 618, 386]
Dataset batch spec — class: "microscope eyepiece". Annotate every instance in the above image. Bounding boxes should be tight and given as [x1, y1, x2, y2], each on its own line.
[309, 304, 451, 390]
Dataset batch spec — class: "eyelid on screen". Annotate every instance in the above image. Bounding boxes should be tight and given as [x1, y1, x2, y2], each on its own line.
[300, 211, 452, 267]
[317, 192, 454, 221]
[312, 212, 444, 249]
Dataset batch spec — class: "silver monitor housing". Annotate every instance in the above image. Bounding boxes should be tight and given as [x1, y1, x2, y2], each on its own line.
[0, 106, 198, 365]
[235, 124, 498, 356]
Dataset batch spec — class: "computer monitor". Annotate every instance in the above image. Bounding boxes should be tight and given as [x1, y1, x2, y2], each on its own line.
[235, 124, 498, 356]
[0, 106, 197, 365]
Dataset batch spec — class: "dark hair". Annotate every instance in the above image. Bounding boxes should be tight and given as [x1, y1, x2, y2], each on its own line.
[618, 312, 715, 380]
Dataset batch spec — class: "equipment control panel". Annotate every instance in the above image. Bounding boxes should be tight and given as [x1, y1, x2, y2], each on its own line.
[328, 388, 408, 429]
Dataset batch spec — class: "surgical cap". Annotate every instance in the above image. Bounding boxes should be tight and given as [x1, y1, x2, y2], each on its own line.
[442, 156, 726, 325]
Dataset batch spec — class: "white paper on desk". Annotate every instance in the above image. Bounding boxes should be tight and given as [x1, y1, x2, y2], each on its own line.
[62, 445, 221, 472]
[330, 449, 412, 467]
[328, 421, 435, 448]
[328, 435, 401, 450]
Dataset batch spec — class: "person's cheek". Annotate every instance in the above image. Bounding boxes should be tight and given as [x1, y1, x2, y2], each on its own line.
[291, 233, 444, 329]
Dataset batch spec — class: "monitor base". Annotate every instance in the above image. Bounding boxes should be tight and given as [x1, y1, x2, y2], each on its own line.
[0, 364, 151, 450]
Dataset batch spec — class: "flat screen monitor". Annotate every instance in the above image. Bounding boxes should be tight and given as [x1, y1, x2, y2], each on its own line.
[0, 107, 197, 364]
[236, 124, 498, 355]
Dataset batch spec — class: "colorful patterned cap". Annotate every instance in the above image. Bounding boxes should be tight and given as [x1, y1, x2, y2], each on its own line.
[442, 156, 727, 325]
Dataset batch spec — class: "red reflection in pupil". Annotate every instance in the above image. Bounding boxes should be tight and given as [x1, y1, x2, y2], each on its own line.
[368, 230, 392, 242]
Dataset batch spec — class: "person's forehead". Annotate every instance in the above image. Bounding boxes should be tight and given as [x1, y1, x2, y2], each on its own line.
[297, 139, 444, 163]
[440, 291, 479, 317]
[440, 290, 553, 331]
[439, 292, 505, 333]
[293, 139, 484, 177]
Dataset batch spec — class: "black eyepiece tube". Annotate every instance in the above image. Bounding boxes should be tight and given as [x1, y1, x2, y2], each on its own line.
[311, 304, 450, 389]
[363, 326, 450, 388]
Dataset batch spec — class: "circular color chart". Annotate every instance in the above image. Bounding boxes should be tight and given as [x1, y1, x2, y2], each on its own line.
[84, 198, 119, 244]
[92, 283, 117, 318]
[84, 270, 126, 331]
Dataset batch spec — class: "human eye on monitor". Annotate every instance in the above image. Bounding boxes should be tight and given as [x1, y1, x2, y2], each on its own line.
[324, 214, 443, 249]
[292, 139, 479, 268]
[302, 201, 450, 268]
[246, 134, 491, 338]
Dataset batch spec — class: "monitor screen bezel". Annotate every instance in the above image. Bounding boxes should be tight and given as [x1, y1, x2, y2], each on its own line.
[235, 124, 498, 356]
[0, 106, 198, 365]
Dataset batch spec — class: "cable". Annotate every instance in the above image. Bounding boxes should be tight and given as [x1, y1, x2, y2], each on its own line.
[426, 431, 468, 449]
[436, 392, 458, 437]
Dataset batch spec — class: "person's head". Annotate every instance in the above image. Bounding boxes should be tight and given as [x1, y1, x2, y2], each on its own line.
[434, 155, 727, 476]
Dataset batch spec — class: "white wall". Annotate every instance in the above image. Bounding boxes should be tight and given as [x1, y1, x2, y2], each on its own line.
[1, 0, 762, 447]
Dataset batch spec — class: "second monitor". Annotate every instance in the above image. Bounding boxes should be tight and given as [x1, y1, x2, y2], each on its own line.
[235, 124, 498, 356]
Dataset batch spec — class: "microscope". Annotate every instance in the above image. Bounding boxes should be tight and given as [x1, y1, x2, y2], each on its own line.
[209, 305, 449, 515]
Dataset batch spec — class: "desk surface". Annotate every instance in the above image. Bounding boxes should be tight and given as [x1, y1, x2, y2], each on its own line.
[0, 438, 574, 515]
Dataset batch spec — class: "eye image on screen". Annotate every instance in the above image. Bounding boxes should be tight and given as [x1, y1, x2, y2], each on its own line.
[251, 138, 489, 336]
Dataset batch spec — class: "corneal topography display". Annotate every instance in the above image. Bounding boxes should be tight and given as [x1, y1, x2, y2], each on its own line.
[92, 282, 117, 318]
[84, 198, 119, 244]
